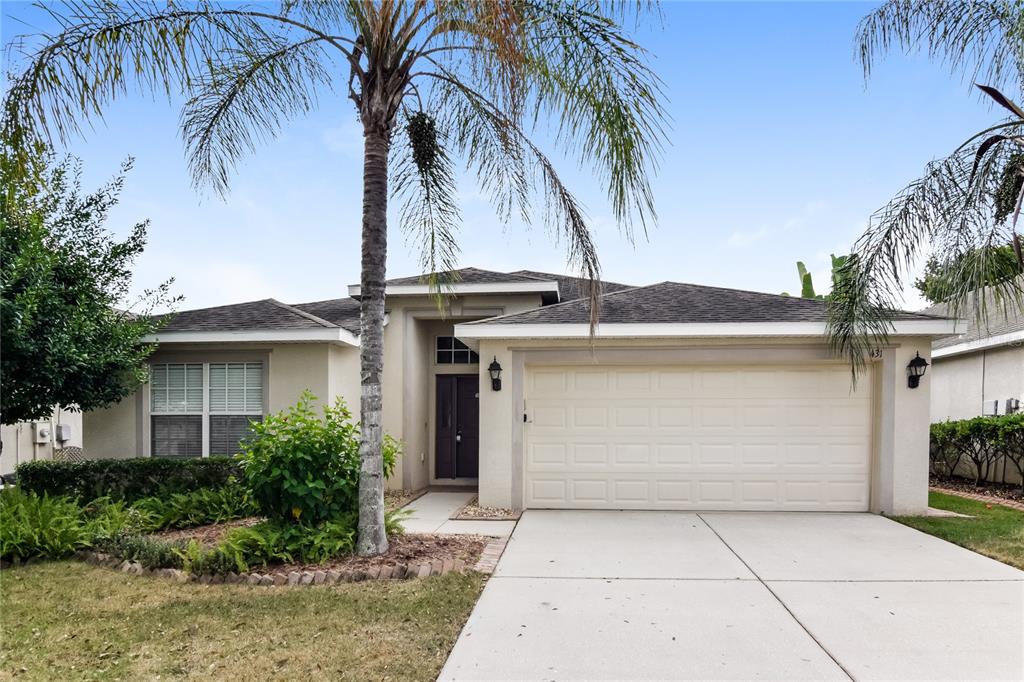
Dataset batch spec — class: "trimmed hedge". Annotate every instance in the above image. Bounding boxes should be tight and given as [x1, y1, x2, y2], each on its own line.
[15, 457, 242, 503]
[930, 414, 1024, 490]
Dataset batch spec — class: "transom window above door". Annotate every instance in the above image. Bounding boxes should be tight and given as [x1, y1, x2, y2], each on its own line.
[436, 336, 479, 364]
[149, 361, 264, 458]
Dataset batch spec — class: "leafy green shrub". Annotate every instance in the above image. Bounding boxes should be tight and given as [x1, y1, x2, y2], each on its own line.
[94, 531, 185, 570]
[0, 489, 91, 560]
[240, 392, 399, 525]
[132, 483, 258, 530]
[16, 457, 242, 502]
[930, 414, 1024, 490]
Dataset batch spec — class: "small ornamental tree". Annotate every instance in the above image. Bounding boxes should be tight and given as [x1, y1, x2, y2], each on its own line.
[0, 146, 176, 428]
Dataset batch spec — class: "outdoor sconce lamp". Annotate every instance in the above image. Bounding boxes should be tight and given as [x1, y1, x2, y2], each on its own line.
[488, 357, 503, 391]
[907, 352, 929, 389]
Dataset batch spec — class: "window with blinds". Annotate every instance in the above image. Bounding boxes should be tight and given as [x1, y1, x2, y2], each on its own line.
[149, 361, 264, 458]
[209, 362, 263, 414]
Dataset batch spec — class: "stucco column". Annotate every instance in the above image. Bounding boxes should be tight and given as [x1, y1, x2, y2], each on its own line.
[872, 339, 932, 515]
[477, 340, 517, 508]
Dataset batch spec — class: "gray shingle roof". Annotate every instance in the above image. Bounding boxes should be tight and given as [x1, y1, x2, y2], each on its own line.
[159, 299, 336, 332]
[385, 267, 554, 286]
[924, 290, 1024, 349]
[466, 281, 943, 325]
[509, 270, 633, 302]
[292, 298, 362, 334]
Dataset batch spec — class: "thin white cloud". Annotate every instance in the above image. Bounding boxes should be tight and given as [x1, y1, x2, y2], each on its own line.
[726, 199, 829, 248]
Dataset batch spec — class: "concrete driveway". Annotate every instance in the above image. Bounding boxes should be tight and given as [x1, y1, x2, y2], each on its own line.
[439, 511, 1024, 681]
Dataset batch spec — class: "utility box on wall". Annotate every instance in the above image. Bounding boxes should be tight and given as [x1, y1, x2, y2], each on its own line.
[32, 422, 51, 444]
[55, 423, 72, 444]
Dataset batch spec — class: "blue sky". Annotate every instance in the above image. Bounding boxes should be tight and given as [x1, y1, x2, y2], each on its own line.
[2, 2, 997, 312]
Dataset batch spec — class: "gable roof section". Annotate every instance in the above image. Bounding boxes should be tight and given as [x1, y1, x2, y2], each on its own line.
[147, 299, 358, 345]
[456, 282, 957, 339]
[509, 270, 633, 302]
[924, 289, 1024, 356]
[292, 297, 362, 334]
[385, 267, 549, 286]
[348, 266, 559, 299]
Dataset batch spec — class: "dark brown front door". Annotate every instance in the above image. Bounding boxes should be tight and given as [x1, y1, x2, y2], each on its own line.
[435, 375, 479, 479]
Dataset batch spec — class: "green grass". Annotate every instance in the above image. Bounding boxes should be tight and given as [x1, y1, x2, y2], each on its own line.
[1, 561, 484, 681]
[896, 491, 1024, 570]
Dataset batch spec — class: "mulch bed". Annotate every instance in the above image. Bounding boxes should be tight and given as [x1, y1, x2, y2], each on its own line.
[451, 496, 521, 521]
[930, 475, 1024, 504]
[279, 533, 488, 573]
[150, 517, 264, 547]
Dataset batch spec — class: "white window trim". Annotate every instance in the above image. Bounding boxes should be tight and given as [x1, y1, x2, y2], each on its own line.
[150, 361, 264, 458]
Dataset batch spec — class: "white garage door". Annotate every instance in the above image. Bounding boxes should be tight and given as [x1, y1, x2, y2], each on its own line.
[524, 364, 872, 511]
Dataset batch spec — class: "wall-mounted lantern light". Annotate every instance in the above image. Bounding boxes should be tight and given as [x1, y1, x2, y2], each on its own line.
[907, 352, 929, 389]
[488, 357, 503, 391]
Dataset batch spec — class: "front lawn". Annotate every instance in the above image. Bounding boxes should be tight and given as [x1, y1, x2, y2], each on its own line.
[1, 561, 484, 681]
[896, 491, 1024, 570]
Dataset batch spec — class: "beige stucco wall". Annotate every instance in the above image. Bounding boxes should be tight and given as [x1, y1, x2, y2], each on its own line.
[81, 342, 358, 459]
[2, 407, 84, 475]
[930, 345, 1024, 485]
[473, 335, 936, 515]
[931, 346, 1023, 421]
[380, 293, 545, 491]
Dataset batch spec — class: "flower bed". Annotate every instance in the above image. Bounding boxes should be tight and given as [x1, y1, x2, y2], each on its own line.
[929, 474, 1024, 505]
[75, 534, 499, 586]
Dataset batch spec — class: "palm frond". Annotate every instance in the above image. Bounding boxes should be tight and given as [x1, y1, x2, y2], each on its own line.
[182, 35, 336, 195]
[827, 120, 1024, 378]
[391, 110, 461, 297]
[856, 0, 1024, 92]
[429, 73, 602, 328]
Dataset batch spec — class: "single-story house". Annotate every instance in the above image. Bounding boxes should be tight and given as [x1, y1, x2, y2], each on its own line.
[84, 268, 957, 515]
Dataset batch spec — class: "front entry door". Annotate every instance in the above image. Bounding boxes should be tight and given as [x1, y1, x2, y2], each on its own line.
[435, 375, 480, 479]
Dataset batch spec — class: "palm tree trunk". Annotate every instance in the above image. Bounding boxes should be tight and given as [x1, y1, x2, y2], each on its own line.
[356, 124, 391, 557]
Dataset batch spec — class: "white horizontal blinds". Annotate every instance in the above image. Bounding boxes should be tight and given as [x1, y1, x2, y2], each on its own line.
[150, 363, 203, 413]
[209, 415, 262, 456]
[208, 362, 263, 414]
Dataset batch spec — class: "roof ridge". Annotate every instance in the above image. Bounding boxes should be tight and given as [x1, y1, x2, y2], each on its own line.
[266, 298, 338, 328]
[293, 296, 360, 307]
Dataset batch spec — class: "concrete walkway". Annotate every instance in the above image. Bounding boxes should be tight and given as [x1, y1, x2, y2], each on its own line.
[400, 491, 516, 537]
[440, 511, 1024, 681]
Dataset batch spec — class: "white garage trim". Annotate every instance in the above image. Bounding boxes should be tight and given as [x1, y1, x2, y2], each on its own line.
[522, 363, 872, 512]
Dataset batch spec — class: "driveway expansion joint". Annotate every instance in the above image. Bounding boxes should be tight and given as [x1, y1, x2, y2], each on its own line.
[696, 512, 857, 682]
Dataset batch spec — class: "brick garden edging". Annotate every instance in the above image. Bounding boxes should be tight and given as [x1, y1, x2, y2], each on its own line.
[930, 486, 1024, 512]
[473, 537, 508, 573]
[76, 549, 476, 586]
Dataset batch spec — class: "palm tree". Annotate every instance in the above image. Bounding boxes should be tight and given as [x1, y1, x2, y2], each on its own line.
[2, 1, 666, 555]
[828, 0, 1024, 376]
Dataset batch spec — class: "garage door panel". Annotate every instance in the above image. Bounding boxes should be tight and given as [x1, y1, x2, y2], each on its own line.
[525, 364, 871, 511]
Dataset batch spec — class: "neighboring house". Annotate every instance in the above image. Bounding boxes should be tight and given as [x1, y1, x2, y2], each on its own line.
[83, 267, 956, 515]
[1, 407, 84, 476]
[925, 292, 1024, 485]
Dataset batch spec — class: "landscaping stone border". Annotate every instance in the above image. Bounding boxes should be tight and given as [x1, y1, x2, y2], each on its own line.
[473, 537, 508, 574]
[75, 550, 475, 586]
[930, 486, 1024, 512]
[450, 496, 523, 521]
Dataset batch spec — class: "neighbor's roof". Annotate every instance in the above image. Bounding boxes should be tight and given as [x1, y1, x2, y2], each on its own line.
[462, 281, 944, 326]
[924, 288, 1024, 354]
